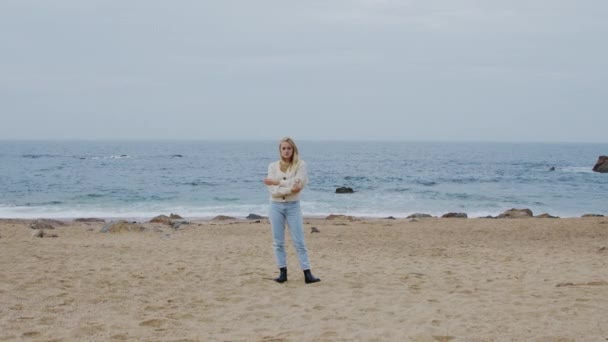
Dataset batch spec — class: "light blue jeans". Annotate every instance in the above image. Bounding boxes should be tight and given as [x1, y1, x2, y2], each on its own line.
[269, 201, 311, 270]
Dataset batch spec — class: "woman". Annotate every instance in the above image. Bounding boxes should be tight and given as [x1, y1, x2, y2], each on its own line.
[263, 137, 321, 284]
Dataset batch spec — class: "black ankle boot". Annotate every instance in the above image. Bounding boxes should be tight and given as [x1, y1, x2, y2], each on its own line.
[274, 267, 287, 283]
[303, 269, 320, 284]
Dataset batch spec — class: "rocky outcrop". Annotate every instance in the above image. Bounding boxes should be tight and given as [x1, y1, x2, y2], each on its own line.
[169, 213, 183, 219]
[407, 213, 433, 219]
[582, 214, 604, 217]
[535, 213, 559, 219]
[497, 208, 533, 218]
[326, 214, 354, 220]
[442, 212, 467, 218]
[592, 156, 608, 173]
[74, 218, 105, 223]
[335, 187, 354, 194]
[246, 213, 264, 220]
[212, 215, 236, 221]
[150, 215, 172, 224]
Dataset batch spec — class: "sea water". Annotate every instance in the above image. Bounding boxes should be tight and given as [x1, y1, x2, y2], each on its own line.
[0, 140, 606, 219]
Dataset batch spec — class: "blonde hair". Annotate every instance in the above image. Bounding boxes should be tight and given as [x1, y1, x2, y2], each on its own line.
[278, 137, 300, 171]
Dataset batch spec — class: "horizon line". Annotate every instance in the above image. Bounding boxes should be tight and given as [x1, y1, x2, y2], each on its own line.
[0, 138, 607, 144]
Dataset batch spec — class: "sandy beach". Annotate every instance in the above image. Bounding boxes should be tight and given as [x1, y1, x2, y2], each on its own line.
[1, 216, 607, 341]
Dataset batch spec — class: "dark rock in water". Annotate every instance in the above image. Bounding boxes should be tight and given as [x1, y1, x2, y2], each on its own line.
[385, 216, 396, 220]
[592, 155, 608, 173]
[150, 215, 171, 225]
[246, 213, 263, 220]
[335, 187, 354, 194]
[479, 215, 496, 219]
[497, 208, 533, 218]
[172, 154, 183, 158]
[101, 221, 145, 233]
[74, 218, 105, 223]
[535, 213, 559, 219]
[549, 166, 556, 171]
[169, 213, 183, 219]
[407, 213, 432, 219]
[212, 215, 236, 221]
[582, 214, 604, 217]
[442, 212, 468, 218]
[311, 227, 320, 233]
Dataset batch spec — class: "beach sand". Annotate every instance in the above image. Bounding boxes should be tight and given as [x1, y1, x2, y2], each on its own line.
[1, 217, 607, 341]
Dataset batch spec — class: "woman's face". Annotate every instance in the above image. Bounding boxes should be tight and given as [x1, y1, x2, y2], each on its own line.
[280, 142, 294, 161]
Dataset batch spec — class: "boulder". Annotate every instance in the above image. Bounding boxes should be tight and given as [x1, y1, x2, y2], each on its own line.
[497, 208, 533, 219]
[150, 215, 172, 224]
[101, 221, 145, 233]
[407, 213, 433, 219]
[212, 215, 236, 221]
[582, 214, 604, 217]
[246, 213, 264, 220]
[535, 213, 559, 219]
[169, 213, 183, 219]
[442, 212, 468, 218]
[592, 155, 608, 173]
[74, 218, 105, 223]
[326, 214, 354, 220]
[311, 227, 320, 233]
[335, 187, 354, 194]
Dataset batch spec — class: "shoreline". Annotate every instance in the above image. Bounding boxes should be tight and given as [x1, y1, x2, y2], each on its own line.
[0, 211, 605, 221]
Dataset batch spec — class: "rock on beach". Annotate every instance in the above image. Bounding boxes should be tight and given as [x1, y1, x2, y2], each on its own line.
[497, 208, 533, 219]
[442, 212, 468, 218]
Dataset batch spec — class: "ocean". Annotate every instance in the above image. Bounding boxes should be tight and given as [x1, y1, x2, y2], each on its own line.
[0, 140, 606, 219]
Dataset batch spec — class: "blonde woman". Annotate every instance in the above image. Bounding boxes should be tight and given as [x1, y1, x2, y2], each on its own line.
[263, 137, 320, 284]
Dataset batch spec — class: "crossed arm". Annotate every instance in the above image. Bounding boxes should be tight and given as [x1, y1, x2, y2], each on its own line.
[264, 163, 307, 198]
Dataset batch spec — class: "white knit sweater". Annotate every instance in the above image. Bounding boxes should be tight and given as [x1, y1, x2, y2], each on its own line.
[266, 160, 309, 202]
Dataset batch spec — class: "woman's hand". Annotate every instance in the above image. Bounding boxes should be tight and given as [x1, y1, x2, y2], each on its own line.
[291, 179, 303, 193]
[264, 178, 279, 186]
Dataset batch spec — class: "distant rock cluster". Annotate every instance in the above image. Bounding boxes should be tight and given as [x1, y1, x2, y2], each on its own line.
[593, 155, 608, 173]
[149, 213, 189, 229]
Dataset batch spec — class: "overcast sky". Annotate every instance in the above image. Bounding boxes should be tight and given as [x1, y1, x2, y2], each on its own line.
[1, 1, 607, 142]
